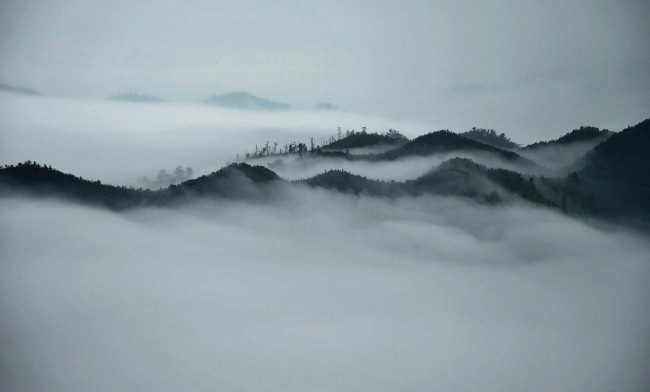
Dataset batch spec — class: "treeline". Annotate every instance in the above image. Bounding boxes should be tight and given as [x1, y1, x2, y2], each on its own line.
[460, 127, 519, 150]
[238, 127, 408, 161]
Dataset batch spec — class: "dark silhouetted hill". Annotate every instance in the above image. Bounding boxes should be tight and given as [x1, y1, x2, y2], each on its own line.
[377, 130, 528, 163]
[176, 163, 281, 199]
[303, 157, 550, 205]
[206, 92, 290, 110]
[0, 162, 155, 210]
[0, 162, 282, 209]
[461, 128, 519, 150]
[563, 118, 650, 225]
[322, 132, 408, 150]
[523, 126, 612, 150]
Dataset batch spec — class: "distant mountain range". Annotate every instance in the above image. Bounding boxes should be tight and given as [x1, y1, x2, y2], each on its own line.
[0, 82, 42, 96]
[110, 93, 163, 103]
[314, 102, 338, 110]
[206, 91, 290, 110]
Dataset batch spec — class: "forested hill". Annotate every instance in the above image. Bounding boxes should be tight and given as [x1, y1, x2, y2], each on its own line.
[523, 126, 612, 149]
[460, 128, 519, 150]
[0, 162, 282, 210]
[2, 117, 649, 230]
[377, 130, 528, 163]
[322, 130, 408, 150]
[566, 118, 650, 224]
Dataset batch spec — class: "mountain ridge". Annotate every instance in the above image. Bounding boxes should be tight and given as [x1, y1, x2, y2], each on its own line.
[206, 91, 290, 110]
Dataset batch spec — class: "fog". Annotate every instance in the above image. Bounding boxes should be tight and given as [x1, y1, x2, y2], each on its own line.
[250, 149, 537, 183]
[0, 93, 426, 186]
[519, 141, 609, 173]
[0, 93, 561, 186]
[2, 189, 649, 392]
[2, 93, 650, 391]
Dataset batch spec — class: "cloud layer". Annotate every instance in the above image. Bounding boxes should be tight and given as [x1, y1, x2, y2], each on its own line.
[1, 93, 649, 391]
[1, 189, 649, 391]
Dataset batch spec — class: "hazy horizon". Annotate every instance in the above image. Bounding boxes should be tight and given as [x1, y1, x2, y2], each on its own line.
[1, 0, 649, 137]
[2, 2, 649, 391]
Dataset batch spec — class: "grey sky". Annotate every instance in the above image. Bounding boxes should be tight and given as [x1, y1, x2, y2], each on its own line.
[1, 0, 648, 135]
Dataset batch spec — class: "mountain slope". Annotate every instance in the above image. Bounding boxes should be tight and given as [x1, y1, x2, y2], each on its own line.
[567, 118, 650, 222]
[322, 132, 408, 150]
[523, 126, 612, 150]
[303, 158, 550, 205]
[376, 130, 529, 164]
[460, 128, 519, 150]
[0, 162, 282, 209]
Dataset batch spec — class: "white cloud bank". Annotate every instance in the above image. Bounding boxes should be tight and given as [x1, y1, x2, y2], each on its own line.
[1, 190, 649, 392]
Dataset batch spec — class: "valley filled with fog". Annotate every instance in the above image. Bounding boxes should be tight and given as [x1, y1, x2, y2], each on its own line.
[2, 94, 650, 391]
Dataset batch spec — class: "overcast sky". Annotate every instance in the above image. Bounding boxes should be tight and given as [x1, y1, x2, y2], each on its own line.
[1, 0, 648, 136]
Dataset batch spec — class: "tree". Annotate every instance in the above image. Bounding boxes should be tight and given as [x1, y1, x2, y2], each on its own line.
[157, 169, 169, 183]
[174, 166, 184, 180]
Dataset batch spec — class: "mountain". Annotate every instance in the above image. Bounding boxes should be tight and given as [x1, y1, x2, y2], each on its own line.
[563, 118, 650, 224]
[0, 162, 281, 210]
[322, 131, 408, 150]
[2, 118, 648, 230]
[460, 128, 519, 150]
[0, 82, 42, 96]
[377, 130, 529, 164]
[206, 91, 290, 110]
[303, 158, 549, 205]
[177, 163, 280, 200]
[0, 162, 153, 210]
[314, 102, 338, 110]
[110, 93, 163, 103]
[523, 126, 612, 150]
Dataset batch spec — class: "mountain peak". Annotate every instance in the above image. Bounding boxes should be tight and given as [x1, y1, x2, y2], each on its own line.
[206, 91, 290, 110]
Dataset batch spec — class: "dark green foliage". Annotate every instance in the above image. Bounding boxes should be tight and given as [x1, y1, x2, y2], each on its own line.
[0, 162, 282, 210]
[0, 162, 158, 210]
[303, 170, 398, 197]
[523, 126, 612, 150]
[165, 163, 281, 201]
[568, 118, 650, 224]
[461, 127, 519, 150]
[303, 157, 552, 206]
[485, 170, 548, 204]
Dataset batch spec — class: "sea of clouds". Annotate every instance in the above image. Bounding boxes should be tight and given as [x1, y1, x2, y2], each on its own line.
[1, 94, 649, 391]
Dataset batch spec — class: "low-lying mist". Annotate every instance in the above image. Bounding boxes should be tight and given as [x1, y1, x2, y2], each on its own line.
[519, 141, 608, 173]
[1, 187, 649, 392]
[0, 94, 427, 186]
[245, 149, 546, 183]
